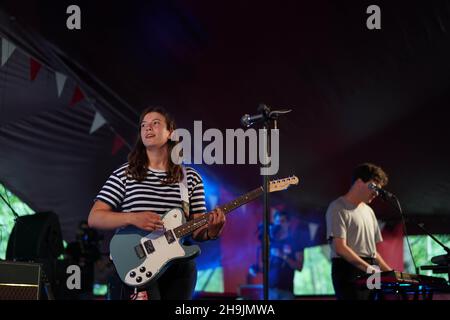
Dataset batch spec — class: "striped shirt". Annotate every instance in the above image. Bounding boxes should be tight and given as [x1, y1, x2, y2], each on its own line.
[95, 163, 207, 216]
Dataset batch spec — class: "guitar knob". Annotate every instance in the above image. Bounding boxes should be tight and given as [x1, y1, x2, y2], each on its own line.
[139, 266, 146, 273]
[146, 271, 152, 278]
[130, 271, 136, 278]
[136, 276, 142, 283]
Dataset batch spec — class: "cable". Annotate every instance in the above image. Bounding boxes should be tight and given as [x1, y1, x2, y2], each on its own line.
[0, 184, 20, 260]
[2, 185, 13, 209]
[0, 190, 18, 219]
[393, 196, 419, 274]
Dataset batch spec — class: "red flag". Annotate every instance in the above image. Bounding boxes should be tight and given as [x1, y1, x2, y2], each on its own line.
[69, 85, 85, 107]
[30, 58, 42, 81]
[112, 134, 125, 155]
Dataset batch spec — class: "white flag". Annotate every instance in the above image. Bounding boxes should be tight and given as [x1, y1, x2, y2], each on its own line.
[1, 38, 16, 66]
[90, 111, 107, 134]
[308, 223, 319, 241]
[55, 72, 67, 97]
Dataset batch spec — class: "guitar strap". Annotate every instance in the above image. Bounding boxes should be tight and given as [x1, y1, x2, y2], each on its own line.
[179, 166, 190, 218]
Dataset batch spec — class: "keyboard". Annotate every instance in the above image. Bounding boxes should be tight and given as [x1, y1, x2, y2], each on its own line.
[356, 271, 448, 288]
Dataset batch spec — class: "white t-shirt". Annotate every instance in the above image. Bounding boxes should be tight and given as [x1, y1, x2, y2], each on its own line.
[326, 196, 382, 259]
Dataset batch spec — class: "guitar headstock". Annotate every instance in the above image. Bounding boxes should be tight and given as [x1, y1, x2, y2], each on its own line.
[269, 176, 299, 193]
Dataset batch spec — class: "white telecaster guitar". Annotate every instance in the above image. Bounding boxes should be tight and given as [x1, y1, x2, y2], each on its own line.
[109, 176, 299, 288]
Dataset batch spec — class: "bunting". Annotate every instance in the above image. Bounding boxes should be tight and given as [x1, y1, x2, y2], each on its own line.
[1, 37, 16, 66]
[1, 36, 129, 153]
[69, 85, 85, 107]
[90, 111, 107, 134]
[30, 57, 42, 81]
[112, 134, 126, 155]
[55, 72, 67, 97]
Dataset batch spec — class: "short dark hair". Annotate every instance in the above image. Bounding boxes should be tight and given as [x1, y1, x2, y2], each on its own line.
[351, 163, 388, 187]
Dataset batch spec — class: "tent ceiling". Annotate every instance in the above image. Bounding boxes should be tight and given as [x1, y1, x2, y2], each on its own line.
[1, 0, 450, 239]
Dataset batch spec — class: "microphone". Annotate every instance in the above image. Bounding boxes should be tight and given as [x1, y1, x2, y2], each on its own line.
[241, 104, 292, 128]
[241, 104, 270, 128]
[368, 182, 396, 200]
[241, 113, 265, 128]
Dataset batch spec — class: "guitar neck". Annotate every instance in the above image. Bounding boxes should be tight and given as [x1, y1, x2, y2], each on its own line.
[218, 186, 264, 215]
[173, 186, 264, 239]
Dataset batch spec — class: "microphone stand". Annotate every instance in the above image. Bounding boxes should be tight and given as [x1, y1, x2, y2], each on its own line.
[385, 195, 420, 275]
[415, 223, 450, 255]
[415, 222, 450, 281]
[262, 118, 271, 301]
[395, 196, 450, 279]
[387, 194, 450, 277]
[242, 104, 290, 300]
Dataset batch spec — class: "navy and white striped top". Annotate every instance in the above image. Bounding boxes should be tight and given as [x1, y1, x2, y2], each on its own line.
[95, 163, 207, 216]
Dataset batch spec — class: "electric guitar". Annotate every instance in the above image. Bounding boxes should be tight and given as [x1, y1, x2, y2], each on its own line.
[109, 176, 299, 288]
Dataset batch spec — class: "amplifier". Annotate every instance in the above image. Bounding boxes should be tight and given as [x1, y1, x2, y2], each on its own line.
[0, 261, 42, 300]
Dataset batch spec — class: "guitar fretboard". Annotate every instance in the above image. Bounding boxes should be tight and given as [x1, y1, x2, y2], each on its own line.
[173, 187, 264, 238]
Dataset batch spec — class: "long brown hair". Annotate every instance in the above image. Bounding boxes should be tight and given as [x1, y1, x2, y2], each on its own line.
[126, 107, 183, 184]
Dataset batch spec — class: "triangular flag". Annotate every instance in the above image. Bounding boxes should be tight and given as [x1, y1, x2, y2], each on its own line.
[308, 223, 319, 241]
[112, 134, 125, 155]
[69, 85, 85, 107]
[1, 38, 16, 66]
[30, 57, 42, 81]
[55, 72, 67, 97]
[90, 111, 107, 134]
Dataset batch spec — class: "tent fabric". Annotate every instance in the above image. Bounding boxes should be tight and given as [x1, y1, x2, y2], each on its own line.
[1, 0, 450, 246]
[0, 10, 136, 240]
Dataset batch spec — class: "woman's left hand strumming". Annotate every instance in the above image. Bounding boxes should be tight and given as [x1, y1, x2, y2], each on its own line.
[207, 208, 226, 239]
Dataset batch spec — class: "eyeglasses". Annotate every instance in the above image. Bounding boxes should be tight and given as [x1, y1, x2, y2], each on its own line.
[368, 182, 380, 196]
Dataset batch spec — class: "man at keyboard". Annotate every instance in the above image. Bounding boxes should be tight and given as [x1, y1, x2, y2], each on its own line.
[326, 163, 393, 300]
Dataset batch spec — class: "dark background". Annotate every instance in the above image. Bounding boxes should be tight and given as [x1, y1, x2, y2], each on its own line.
[1, 0, 450, 244]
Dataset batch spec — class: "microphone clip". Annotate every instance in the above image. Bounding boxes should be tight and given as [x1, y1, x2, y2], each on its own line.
[368, 182, 396, 201]
[241, 104, 292, 128]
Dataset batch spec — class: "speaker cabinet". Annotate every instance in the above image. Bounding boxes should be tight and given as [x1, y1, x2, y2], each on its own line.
[0, 261, 42, 300]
